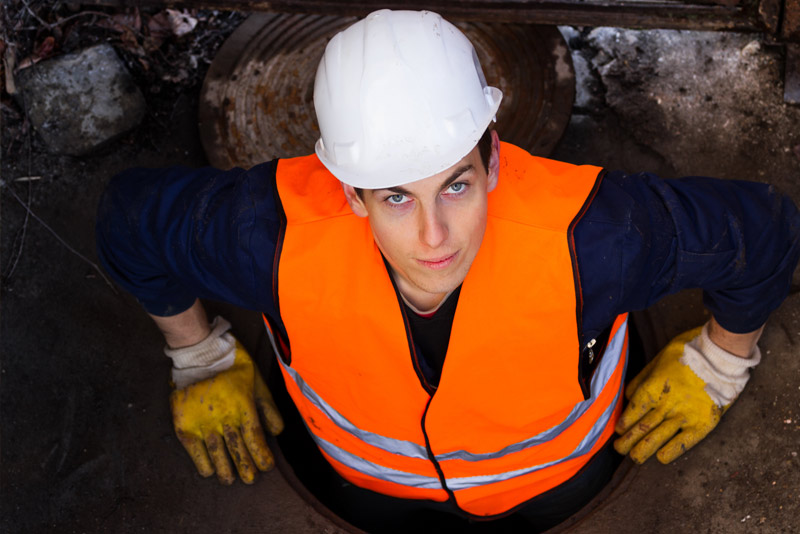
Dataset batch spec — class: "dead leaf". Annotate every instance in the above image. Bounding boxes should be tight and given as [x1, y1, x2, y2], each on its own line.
[163, 68, 189, 83]
[34, 36, 56, 60]
[96, 10, 142, 33]
[118, 26, 145, 56]
[142, 35, 163, 53]
[3, 43, 16, 95]
[147, 11, 172, 40]
[166, 9, 198, 37]
[16, 36, 57, 70]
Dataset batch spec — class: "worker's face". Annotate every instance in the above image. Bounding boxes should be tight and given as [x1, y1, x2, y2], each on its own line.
[343, 131, 500, 310]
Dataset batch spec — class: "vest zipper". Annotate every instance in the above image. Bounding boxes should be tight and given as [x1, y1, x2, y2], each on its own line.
[398, 302, 437, 395]
[579, 341, 594, 400]
[587, 338, 596, 363]
[384, 262, 454, 500]
[579, 326, 612, 399]
[421, 398, 458, 507]
[382, 256, 437, 396]
[270, 162, 291, 363]
[570, 168, 607, 401]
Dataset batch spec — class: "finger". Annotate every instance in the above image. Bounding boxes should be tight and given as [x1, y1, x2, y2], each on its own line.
[241, 410, 275, 472]
[615, 384, 660, 434]
[614, 408, 666, 456]
[656, 422, 715, 464]
[175, 429, 214, 478]
[254, 371, 285, 436]
[223, 424, 257, 484]
[205, 431, 236, 485]
[629, 416, 683, 464]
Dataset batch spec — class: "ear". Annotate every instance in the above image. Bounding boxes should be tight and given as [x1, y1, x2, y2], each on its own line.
[341, 183, 369, 218]
[486, 130, 501, 193]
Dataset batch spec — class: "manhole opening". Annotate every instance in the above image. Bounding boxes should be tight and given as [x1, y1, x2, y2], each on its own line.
[199, 14, 576, 170]
[204, 13, 657, 532]
[266, 313, 653, 534]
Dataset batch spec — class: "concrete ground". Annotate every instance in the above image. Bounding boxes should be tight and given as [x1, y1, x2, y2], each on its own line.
[2, 21, 799, 534]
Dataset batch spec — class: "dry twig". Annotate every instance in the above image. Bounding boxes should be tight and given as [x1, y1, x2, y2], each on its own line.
[2, 123, 34, 280]
[2, 180, 32, 281]
[0, 179, 118, 293]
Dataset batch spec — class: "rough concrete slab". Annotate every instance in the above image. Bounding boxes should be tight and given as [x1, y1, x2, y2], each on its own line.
[578, 28, 800, 189]
[16, 43, 146, 155]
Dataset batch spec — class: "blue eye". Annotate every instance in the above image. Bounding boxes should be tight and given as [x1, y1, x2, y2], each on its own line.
[387, 194, 409, 205]
[446, 182, 467, 195]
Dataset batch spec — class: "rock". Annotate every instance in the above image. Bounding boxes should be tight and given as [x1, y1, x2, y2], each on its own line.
[557, 27, 603, 111]
[571, 52, 602, 110]
[15, 43, 146, 155]
[741, 40, 761, 57]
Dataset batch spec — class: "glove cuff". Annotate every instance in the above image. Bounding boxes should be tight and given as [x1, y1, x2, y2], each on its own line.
[697, 322, 761, 372]
[164, 316, 237, 389]
[681, 322, 761, 407]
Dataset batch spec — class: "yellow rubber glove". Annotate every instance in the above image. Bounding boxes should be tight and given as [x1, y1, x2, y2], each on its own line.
[170, 341, 284, 484]
[614, 325, 759, 464]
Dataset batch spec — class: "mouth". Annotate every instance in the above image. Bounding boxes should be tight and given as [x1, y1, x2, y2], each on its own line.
[417, 251, 459, 270]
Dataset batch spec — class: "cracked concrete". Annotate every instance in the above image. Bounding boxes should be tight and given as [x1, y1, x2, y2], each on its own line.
[560, 27, 800, 193]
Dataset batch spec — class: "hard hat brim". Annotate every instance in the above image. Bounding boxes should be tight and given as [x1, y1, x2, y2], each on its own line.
[316, 87, 502, 189]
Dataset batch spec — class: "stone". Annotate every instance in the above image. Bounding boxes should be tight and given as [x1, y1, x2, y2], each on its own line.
[15, 43, 146, 155]
[570, 51, 602, 111]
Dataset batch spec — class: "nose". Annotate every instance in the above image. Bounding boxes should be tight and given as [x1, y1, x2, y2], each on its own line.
[419, 205, 448, 249]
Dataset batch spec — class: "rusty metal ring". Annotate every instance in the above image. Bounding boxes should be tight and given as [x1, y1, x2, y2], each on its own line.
[199, 13, 575, 169]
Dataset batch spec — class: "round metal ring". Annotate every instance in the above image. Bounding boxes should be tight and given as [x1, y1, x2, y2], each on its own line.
[199, 13, 575, 169]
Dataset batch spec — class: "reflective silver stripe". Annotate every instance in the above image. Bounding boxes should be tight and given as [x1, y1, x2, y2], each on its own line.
[266, 317, 627, 491]
[436, 318, 628, 463]
[445, 386, 623, 490]
[265, 327, 430, 460]
[310, 432, 444, 490]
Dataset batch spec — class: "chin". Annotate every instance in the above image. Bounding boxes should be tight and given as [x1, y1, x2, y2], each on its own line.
[415, 272, 465, 295]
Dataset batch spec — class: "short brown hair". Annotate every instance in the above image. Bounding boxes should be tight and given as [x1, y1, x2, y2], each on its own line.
[476, 128, 493, 174]
[355, 129, 494, 199]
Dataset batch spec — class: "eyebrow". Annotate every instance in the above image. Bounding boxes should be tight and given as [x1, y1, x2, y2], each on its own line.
[383, 164, 475, 196]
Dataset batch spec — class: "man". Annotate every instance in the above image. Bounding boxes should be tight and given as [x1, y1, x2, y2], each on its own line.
[96, 9, 799, 531]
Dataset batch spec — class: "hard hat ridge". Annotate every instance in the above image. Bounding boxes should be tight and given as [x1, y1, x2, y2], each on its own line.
[313, 9, 503, 189]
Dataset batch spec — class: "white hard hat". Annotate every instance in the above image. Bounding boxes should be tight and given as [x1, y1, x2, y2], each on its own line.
[313, 9, 503, 189]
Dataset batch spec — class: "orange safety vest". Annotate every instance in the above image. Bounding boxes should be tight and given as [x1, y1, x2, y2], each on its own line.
[266, 142, 629, 518]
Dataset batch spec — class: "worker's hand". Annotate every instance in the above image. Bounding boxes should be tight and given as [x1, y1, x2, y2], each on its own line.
[614, 324, 760, 464]
[166, 317, 284, 484]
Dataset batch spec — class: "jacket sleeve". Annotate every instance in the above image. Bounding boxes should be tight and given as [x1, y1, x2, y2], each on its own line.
[95, 161, 282, 318]
[575, 171, 800, 340]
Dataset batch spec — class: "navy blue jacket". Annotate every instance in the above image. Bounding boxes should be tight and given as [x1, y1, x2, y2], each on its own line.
[96, 158, 800, 353]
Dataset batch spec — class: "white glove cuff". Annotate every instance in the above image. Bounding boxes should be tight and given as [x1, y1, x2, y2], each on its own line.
[164, 316, 237, 389]
[681, 323, 761, 407]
